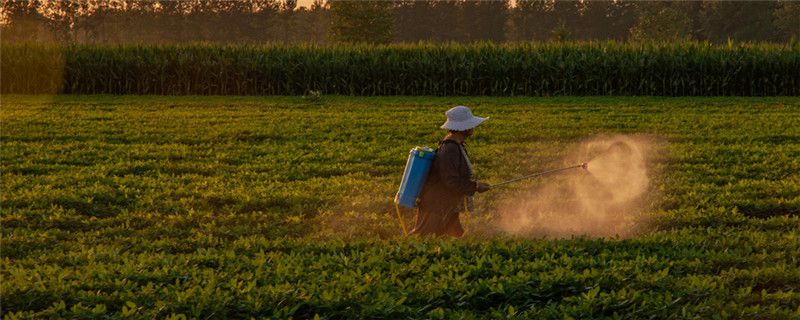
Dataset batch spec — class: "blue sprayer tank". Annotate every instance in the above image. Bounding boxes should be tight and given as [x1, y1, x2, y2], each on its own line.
[395, 146, 436, 208]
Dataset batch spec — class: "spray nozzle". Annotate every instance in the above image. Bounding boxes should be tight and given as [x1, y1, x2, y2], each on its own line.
[580, 162, 588, 171]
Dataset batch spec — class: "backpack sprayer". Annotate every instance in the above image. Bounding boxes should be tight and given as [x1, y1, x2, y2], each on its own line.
[394, 146, 437, 235]
[394, 146, 589, 235]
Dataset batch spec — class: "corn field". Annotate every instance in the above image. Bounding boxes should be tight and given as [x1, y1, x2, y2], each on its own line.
[2, 42, 798, 96]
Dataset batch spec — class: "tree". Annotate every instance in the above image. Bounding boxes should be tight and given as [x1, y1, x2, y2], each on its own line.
[549, 1, 580, 41]
[630, 5, 692, 42]
[424, 0, 463, 42]
[551, 21, 571, 41]
[329, 0, 392, 44]
[460, 0, 508, 42]
[669, 1, 705, 40]
[510, 0, 578, 42]
[605, 0, 638, 41]
[393, 0, 460, 43]
[700, 0, 779, 43]
[393, 0, 433, 42]
[773, 0, 800, 42]
[1, 0, 793, 44]
[575, 0, 611, 41]
[509, 0, 550, 41]
[297, 0, 329, 43]
[279, 0, 297, 42]
[0, 0, 57, 43]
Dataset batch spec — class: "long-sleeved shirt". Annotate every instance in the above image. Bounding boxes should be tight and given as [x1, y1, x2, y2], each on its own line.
[410, 139, 477, 237]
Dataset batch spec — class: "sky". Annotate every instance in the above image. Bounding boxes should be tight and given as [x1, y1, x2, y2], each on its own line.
[297, 0, 317, 9]
[295, 0, 522, 10]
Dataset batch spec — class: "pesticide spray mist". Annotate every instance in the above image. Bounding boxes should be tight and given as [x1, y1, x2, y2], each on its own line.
[495, 135, 654, 238]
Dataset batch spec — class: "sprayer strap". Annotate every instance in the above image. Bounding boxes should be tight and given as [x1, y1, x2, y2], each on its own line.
[395, 202, 408, 236]
[457, 144, 473, 177]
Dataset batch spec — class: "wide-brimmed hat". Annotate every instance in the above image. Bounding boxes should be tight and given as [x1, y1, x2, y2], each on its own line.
[440, 106, 488, 131]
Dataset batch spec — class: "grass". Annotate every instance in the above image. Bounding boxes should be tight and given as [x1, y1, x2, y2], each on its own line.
[2, 95, 799, 318]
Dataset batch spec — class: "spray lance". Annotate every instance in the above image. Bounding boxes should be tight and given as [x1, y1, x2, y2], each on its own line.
[490, 162, 589, 188]
[457, 162, 588, 233]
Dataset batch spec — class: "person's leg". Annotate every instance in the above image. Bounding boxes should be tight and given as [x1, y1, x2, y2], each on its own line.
[443, 210, 464, 237]
[410, 207, 437, 235]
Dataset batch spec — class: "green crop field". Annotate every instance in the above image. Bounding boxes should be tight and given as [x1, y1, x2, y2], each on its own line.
[2, 95, 799, 318]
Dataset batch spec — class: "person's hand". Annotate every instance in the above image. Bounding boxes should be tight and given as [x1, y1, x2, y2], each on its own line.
[476, 182, 491, 193]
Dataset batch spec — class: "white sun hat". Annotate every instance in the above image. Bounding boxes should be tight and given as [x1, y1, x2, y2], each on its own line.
[440, 106, 488, 131]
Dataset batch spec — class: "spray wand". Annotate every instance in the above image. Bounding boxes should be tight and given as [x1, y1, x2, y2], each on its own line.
[490, 162, 588, 188]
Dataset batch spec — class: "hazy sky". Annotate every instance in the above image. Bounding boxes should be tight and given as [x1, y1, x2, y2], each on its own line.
[294, 0, 521, 10]
[297, 0, 317, 9]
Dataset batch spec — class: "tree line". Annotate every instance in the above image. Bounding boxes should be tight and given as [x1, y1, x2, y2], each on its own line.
[2, 0, 798, 44]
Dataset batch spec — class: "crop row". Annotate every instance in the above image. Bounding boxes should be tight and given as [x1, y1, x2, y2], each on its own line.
[4, 226, 800, 319]
[2, 42, 799, 96]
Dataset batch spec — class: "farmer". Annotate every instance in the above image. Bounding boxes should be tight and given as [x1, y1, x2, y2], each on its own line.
[410, 106, 491, 237]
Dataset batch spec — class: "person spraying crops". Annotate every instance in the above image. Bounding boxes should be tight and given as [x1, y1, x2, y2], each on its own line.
[408, 106, 491, 237]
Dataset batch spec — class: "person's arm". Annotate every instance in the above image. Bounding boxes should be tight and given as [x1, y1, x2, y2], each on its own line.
[437, 143, 478, 196]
